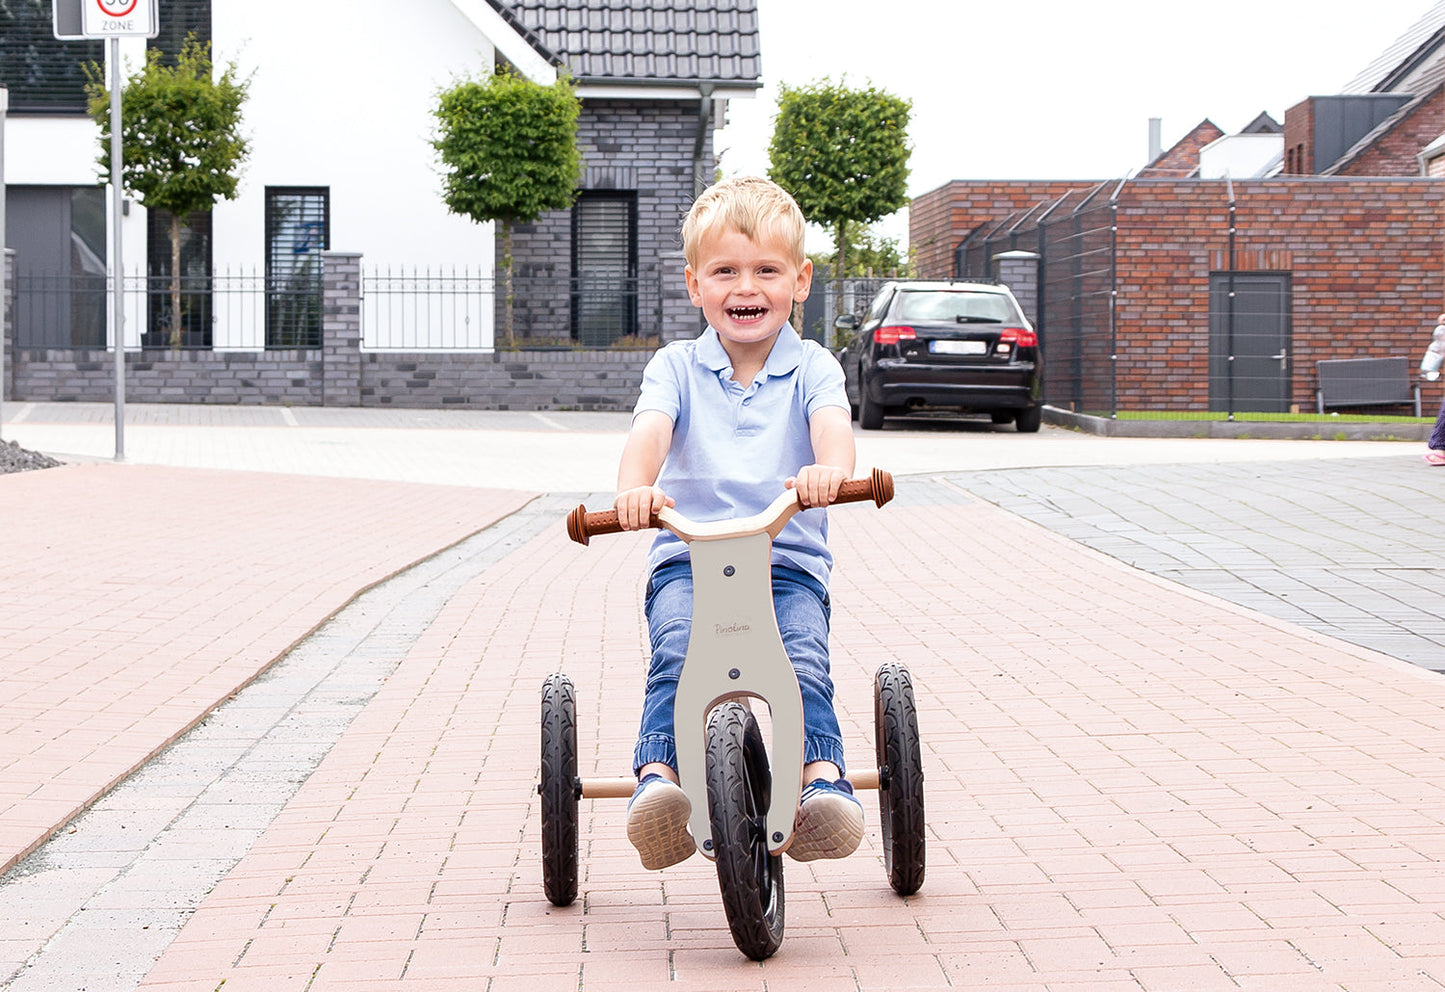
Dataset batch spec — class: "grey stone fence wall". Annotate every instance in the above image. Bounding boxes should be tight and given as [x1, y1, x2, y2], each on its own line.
[3, 251, 655, 411]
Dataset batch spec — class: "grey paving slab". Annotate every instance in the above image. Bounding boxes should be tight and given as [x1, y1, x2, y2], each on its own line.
[955, 455, 1445, 671]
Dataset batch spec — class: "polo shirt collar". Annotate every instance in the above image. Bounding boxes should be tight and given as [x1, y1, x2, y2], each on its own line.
[697, 324, 804, 378]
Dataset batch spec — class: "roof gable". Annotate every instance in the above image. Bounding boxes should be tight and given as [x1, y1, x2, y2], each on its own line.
[488, 0, 761, 90]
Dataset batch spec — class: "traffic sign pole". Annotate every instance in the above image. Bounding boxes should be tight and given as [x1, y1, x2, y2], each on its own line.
[53, 0, 158, 461]
[109, 37, 125, 462]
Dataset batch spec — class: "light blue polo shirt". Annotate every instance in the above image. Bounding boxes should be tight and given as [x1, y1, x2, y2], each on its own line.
[634, 324, 850, 587]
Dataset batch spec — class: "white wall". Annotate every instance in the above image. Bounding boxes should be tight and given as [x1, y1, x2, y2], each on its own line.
[211, 0, 505, 277]
[1199, 134, 1285, 179]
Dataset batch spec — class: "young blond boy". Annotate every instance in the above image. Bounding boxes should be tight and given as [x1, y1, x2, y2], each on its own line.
[614, 176, 863, 869]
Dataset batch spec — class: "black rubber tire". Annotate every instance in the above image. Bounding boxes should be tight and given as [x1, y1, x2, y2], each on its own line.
[540, 673, 579, 907]
[705, 702, 785, 960]
[1015, 405, 1043, 433]
[875, 663, 925, 896]
[858, 373, 885, 430]
[990, 411, 1014, 426]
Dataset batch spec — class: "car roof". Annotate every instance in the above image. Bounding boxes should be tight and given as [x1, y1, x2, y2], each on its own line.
[888, 281, 1011, 294]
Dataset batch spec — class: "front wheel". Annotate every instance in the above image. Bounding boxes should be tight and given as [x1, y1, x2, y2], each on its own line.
[539, 673, 579, 907]
[875, 663, 925, 896]
[705, 702, 784, 960]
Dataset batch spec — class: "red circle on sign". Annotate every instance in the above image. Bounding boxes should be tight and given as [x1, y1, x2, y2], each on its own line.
[96, 0, 140, 16]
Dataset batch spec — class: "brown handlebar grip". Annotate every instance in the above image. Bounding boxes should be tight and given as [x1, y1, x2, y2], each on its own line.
[833, 467, 894, 507]
[566, 505, 662, 545]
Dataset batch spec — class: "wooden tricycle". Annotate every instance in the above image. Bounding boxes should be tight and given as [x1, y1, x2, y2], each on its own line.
[539, 468, 924, 960]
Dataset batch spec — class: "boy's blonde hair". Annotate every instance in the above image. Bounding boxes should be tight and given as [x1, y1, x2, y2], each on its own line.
[682, 176, 807, 268]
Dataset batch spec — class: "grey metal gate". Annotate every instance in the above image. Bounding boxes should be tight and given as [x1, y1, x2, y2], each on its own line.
[1209, 273, 1291, 413]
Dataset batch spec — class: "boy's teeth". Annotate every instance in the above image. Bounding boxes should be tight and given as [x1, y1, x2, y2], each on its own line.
[730, 307, 766, 318]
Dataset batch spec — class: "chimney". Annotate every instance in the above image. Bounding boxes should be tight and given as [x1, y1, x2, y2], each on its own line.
[1148, 118, 1162, 163]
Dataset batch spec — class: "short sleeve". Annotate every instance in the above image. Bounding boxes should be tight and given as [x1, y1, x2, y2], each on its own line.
[801, 342, 849, 419]
[633, 343, 686, 423]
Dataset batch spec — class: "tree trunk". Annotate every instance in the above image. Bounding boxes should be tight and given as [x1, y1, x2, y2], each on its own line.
[168, 213, 183, 349]
[501, 219, 515, 349]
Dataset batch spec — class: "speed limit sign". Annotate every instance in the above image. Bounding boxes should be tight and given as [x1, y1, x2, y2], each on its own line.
[78, 0, 159, 38]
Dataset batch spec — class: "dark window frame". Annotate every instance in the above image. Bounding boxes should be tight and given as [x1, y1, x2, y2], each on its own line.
[264, 186, 330, 350]
[570, 190, 639, 345]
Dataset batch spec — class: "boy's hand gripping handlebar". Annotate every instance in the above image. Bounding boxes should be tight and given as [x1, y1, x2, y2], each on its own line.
[566, 467, 895, 546]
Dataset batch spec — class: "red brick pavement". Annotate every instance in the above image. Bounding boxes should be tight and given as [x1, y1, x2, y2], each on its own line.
[131, 481, 1445, 991]
[0, 463, 534, 876]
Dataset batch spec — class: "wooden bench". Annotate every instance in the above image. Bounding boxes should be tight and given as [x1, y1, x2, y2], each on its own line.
[1315, 357, 1422, 416]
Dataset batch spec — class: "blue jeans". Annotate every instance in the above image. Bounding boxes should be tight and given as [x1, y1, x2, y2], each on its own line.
[633, 561, 847, 775]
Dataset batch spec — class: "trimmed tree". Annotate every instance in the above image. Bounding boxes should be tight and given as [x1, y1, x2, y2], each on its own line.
[434, 68, 582, 348]
[87, 39, 250, 348]
[768, 79, 912, 279]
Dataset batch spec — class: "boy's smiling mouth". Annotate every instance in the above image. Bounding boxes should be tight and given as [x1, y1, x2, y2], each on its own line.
[727, 306, 769, 321]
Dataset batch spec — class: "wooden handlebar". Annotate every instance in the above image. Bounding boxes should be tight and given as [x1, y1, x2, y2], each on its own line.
[566, 468, 894, 546]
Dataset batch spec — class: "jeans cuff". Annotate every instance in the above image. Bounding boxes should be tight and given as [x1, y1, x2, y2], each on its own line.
[804, 735, 847, 776]
[633, 734, 677, 776]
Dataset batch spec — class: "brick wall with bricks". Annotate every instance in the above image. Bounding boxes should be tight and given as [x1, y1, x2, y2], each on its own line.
[1112, 178, 1442, 411]
[910, 180, 1106, 278]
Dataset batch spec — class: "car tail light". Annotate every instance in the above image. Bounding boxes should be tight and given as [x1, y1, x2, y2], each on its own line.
[998, 327, 1038, 347]
[874, 326, 917, 346]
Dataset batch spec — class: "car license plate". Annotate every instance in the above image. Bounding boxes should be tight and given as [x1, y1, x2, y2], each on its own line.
[930, 339, 986, 355]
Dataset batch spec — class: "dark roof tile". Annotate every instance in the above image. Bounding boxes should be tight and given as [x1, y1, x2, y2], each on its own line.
[488, 0, 762, 87]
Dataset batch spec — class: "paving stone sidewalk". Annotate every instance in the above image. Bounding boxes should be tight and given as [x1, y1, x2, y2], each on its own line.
[116, 477, 1445, 992]
[0, 462, 534, 883]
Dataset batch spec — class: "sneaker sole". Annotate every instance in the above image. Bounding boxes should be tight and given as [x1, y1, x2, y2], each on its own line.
[788, 794, 864, 862]
[627, 784, 695, 870]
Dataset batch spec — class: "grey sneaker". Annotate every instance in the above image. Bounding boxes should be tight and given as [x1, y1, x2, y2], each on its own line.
[626, 774, 694, 870]
[788, 778, 864, 862]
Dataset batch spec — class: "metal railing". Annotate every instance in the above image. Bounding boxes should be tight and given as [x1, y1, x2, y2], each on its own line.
[360, 267, 662, 351]
[11, 270, 319, 350]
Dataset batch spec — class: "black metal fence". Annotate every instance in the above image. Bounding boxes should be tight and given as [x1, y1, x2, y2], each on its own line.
[12, 271, 319, 350]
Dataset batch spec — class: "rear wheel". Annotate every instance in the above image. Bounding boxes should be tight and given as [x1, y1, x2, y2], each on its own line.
[539, 673, 579, 907]
[990, 411, 1014, 426]
[875, 663, 925, 896]
[706, 702, 784, 960]
[858, 373, 885, 430]
[1015, 406, 1043, 433]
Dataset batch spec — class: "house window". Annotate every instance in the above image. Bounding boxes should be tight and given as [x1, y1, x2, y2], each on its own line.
[0, 4, 101, 113]
[571, 192, 638, 345]
[148, 0, 211, 59]
[146, 208, 213, 348]
[265, 187, 329, 349]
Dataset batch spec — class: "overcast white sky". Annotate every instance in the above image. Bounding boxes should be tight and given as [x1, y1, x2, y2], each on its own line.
[713, 0, 1441, 246]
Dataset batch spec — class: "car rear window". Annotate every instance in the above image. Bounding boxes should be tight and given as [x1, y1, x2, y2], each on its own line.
[896, 291, 1015, 324]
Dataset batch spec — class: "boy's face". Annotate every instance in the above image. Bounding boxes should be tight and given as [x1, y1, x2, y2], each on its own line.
[684, 226, 812, 350]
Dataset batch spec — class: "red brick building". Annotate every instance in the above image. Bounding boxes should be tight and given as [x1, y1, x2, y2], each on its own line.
[910, 9, 1445, 415]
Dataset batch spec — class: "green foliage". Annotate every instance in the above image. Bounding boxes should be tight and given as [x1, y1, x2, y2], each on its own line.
[433, 68, 583, 227]
[433, 67, 582, 346]
[768, 79, 911, 277]
[87, 39, 250, 219]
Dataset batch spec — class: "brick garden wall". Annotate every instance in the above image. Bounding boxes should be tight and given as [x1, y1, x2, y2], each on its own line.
[1112, 178, 1443, 411]
[910, 180, 1106, 279]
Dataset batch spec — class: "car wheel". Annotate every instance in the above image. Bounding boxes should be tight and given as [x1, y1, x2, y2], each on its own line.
[990, 412, 1013, 426]
[858, 374, 885, 430]
[1015, 406, 1042, 433]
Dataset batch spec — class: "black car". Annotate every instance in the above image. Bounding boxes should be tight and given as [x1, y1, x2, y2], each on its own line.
[835, 281, 1042, 431]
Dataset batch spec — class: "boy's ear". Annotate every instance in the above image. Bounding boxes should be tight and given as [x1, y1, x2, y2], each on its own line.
[684, 265, 703, 307]
[793, 258, 814, 303]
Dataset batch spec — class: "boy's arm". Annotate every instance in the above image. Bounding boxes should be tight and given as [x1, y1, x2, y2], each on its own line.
[788, 405, 856, 508]
[614, 409, 675, 529]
